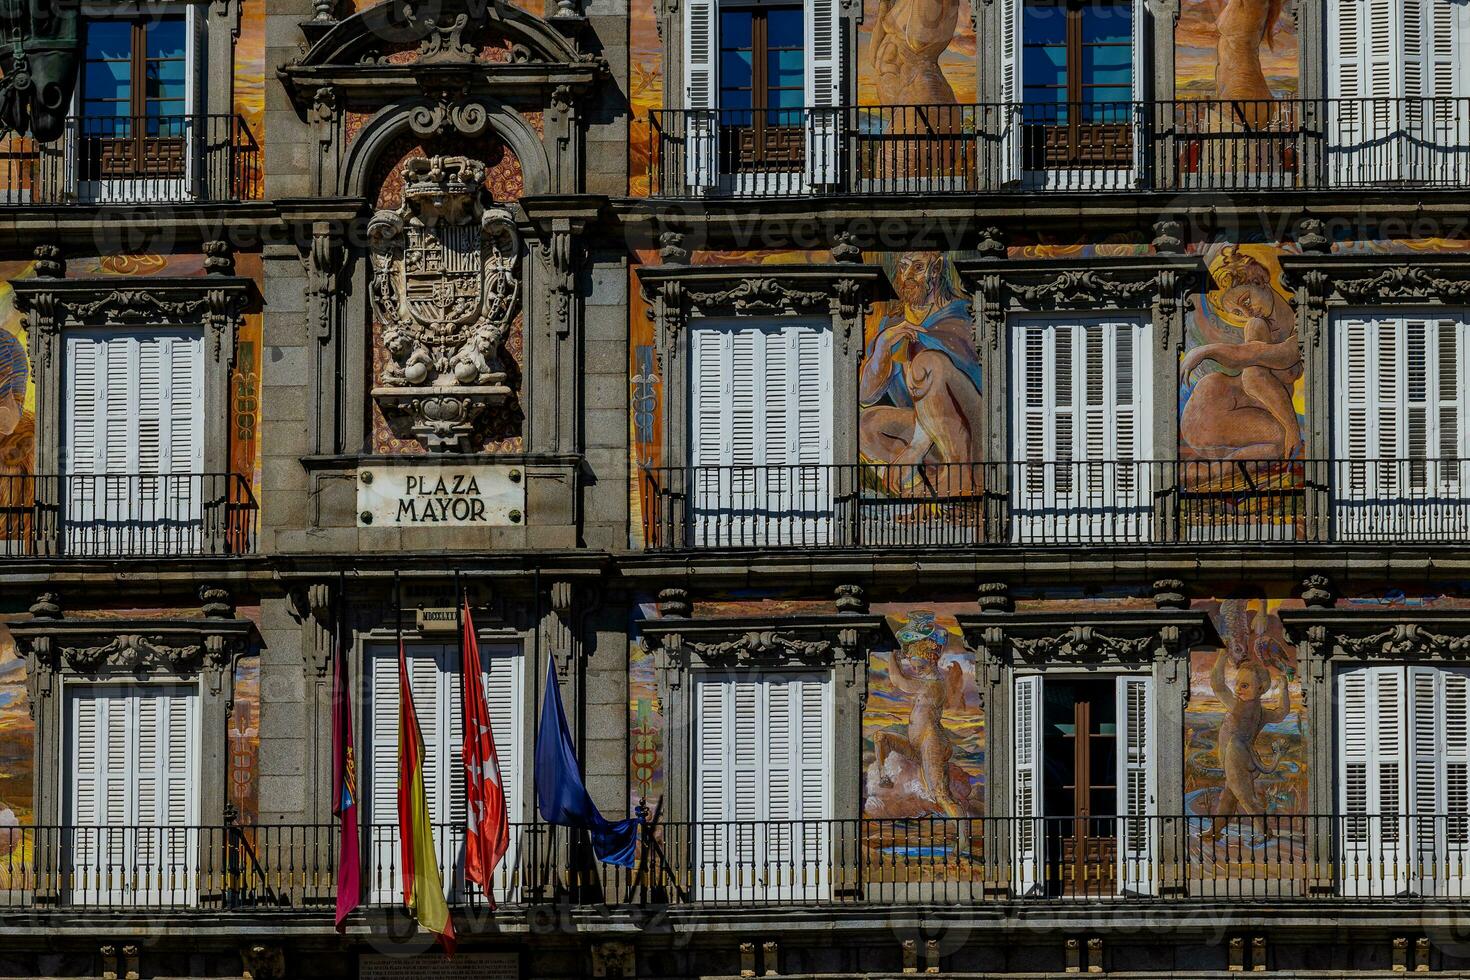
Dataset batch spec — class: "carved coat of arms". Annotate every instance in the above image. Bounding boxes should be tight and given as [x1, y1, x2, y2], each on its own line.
[368, 155, 520, 450]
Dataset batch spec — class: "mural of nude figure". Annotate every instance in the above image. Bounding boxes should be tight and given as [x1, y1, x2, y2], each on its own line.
[1180, 245, 1303, 460]
[870, 0, 962, 135]
[1203, 644, 1290, 840]
[860, 252, 984, 492]
[871, 617, 975, 817]
[1211, 0, 1283, 102]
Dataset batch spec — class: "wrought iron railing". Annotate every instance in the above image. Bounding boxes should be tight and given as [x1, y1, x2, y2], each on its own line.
[0, 472, 259, 557]
[8, 815, 1470, 911]
[0, 114, 261, 205]
[639, 459, 1470, 549]
[648, 98, 1470, 197]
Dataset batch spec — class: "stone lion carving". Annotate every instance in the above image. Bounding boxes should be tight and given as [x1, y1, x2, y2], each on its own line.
[368, 154, 521, 450]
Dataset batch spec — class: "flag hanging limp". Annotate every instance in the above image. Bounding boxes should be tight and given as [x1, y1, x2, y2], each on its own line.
[397, 640, 456, 954]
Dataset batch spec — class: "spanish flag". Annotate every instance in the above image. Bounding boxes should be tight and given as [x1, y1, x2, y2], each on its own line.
[397, 640, 455, 954]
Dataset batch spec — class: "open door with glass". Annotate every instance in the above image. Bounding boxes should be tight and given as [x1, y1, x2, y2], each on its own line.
[1013, 673, 1155, 896]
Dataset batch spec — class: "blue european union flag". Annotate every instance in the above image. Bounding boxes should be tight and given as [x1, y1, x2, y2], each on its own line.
[535, 658, 640, 867]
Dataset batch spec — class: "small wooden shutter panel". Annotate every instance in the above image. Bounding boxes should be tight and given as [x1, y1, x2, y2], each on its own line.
[1116, 674, 1155, 895]
[998, 0, 1022, 183]
[683, 0, 718, 189]
[1129, 0, 1146, 181]
[1012, 673, 1043, 896]
[804, 0, 842, 185]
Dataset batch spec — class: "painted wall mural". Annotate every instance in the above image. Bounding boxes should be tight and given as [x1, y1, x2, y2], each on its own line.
[1175, 0, 1298, 100]
[1180, 242, 1304, 462]
[0, 620, 32, 831]
[0, 262, 36, 488]
[1186, 597, 1307, 861]
[863, 607, 984, 819]
[859, 252, 982, 483]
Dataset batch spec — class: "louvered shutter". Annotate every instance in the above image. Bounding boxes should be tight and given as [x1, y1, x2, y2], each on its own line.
[368, 649, 403, 902]
[804, 0, 842, 186]
[694, 675, 730, 891]
[998, 0, 1022, 184]
[683, 0, 718, 190]
[1338, 665, 1409, 895]
[68, 689, 104, 892]
[1011, 317, 1149, 542]
[481, 644, 524, 823]
[1116, 675, 1155, 895]
[1012, 673, 1043, 896]
[1442, 669, 1470, 894]
[689, 322, 833, 545]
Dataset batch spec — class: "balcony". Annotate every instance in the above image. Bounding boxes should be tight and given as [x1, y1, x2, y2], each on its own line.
[0, 473, 259, 558]
[648, 98, 1470, 198]
[0, 114, 261, 206]
[3, 815, 1464, 913]
[639, 459, 1470, 550]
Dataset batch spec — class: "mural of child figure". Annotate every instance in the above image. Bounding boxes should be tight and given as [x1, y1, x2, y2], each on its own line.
[872, 614, 976, 817]
[1203, 643, 1290, 842]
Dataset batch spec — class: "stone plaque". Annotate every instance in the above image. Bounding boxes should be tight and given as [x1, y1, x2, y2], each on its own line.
[360, 952, 518, 979]
[358, 463, 525, 527]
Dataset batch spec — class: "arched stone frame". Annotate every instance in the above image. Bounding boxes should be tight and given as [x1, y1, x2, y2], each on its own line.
[278, 0, 606, 461]
[1279, 247, 1470, 541]
[635, 261, 886, 476]
[955, 252, 1208, 541]
[957, 588, 1217, 897]
[8, 591, 253, 857]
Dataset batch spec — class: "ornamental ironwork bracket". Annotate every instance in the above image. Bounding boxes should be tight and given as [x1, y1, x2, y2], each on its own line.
[641, 613, 888, 690]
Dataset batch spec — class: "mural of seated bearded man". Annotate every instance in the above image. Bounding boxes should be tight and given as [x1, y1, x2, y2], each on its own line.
[860, 252, 984, 494]
[1180, 246, 1303, 461]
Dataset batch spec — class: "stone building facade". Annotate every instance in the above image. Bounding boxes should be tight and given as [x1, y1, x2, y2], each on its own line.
[2, 0, 1470, 977]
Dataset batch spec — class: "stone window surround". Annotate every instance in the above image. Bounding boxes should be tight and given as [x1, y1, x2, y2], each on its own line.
[8, 590, 253, 832]
[954, 252, 1210, 467]
[9, 265, 252, 477]
[639, 609, 888, 827]
[1278, 249, 1470, 464]
[635, 260, 885, 470]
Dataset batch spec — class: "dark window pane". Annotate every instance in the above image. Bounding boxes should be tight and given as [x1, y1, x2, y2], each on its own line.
[1080, 1, 1131, 44]
[766, 7, 804, 46]
[768, 47, 804, 89]
[720, 10, 752, 49]
[85, 21, 133, 61]
[1023, 0, 1067, 44]
[1023, 45, 1067, 92]
[721, 49, 753, 88]
[146, 17, 187, 59]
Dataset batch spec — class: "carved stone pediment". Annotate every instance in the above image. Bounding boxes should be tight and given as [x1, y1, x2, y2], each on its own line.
[957, 610, 1219, 671]
[369, 155, 521, 451]
[11, 617, 253, 697]
[1280, 253, 1470, 307]
[1281, 608, 1470, 663]
[641, 613, 888, 688]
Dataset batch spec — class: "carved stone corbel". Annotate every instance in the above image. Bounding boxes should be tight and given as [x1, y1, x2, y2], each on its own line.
[290, 582, 335, 677]
[548, 580, 578, 679]
[304, 222, 344, 343]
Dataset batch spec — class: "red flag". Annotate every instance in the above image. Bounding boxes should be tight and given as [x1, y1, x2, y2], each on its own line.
[330, 618, 361, 931]
[461, 600, 510, 903]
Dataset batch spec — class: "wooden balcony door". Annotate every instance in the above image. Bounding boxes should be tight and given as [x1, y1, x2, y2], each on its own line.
[1014, 673, 1155, 897]
[717, 4, 806, 174]
[79, 17, 188, 190]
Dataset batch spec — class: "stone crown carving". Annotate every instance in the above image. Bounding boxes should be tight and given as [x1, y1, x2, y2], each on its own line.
[1281, 609, 1470, 663]
[369, 155, 521, 451]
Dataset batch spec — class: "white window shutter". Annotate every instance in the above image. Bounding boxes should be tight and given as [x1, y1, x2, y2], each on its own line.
[1130, 0, 1146, 181]
[1117, 674, 1155, 895]
[481, 644, 524, 823]
[804, 0, 842, 186]
[998, 0, 1022, 184]
[1012, 673, 1043, 896]
[683, 0, 718, 190]
[1338, 665, 1409, 895]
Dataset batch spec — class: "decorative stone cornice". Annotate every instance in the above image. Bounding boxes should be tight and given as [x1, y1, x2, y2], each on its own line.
[11, 276, 253, 368]
[636, 263, 886, 360]
[641, 613, 888, 688]
[12, 617, 253, 694]
[956, 610, 1219, 672]
[1280, 253, 1470, 307]
[954, 255, 1209, 353]
[1281, 609, 1470, 666]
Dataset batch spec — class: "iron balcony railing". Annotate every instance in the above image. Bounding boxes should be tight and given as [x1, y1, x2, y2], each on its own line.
[0, 472, 259, 558]
[0, 114, 261, 206]
[7, 815, 1470, 911]
[639, 459, 1470, 550]
[649, 98, 1470, 197]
